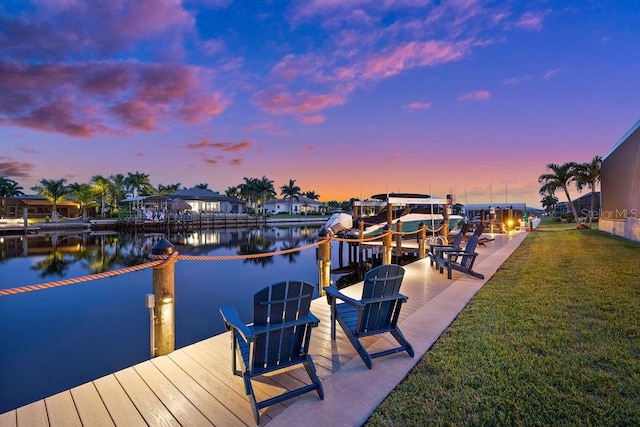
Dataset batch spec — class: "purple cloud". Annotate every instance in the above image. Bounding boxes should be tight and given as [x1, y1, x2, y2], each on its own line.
[0, 1, 225, 137]
[0, 60, 227, 136]
[457, 90, 491, 101]
[0, 158, 36, 179]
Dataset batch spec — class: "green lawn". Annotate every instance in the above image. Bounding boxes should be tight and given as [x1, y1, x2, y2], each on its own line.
[368, 222, 640, 426]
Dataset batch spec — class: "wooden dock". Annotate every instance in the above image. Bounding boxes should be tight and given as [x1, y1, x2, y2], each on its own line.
[0, 232, 529, 426]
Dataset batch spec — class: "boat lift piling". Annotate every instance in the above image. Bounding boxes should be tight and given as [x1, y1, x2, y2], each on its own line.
[395, 220, 403, 262]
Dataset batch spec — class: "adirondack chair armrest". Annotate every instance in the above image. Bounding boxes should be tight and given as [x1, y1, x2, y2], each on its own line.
[363, 293, 409, 304]
[219, 305, 254, 342]
[252, 313, 320, 336]
[323, 286, 364, 308]
[444, 250, 472, 258]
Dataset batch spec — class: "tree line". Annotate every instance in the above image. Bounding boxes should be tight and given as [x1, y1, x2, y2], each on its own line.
[0, 173, 354, 219]
[538, 155, 601, 228]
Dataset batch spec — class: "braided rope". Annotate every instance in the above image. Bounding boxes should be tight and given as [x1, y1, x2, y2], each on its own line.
[391, 229, 421, 237]
[175, 239, 328, 261]
[331, 231, 392, 243]
[0, 260, 163, 297]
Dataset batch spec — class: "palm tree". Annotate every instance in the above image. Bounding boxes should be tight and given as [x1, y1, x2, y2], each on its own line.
[540, 192, 559, 216]
[126, 171, 152, 198]
[225, 186, 240, 198]
[69, 183, 98, 220]
[31, 178, 70, 222]
[255, 176, 276, 216]
[195, 183, 209, 189]
[0, 176, 24, 197]
[238, 177, 260, 212]
[91, 175, 110, 218]
[280, 179, 301, 214]
[574, 156, 602, 228]
[303, 190, 320, 200]
[151, 183, 182, 196]
[538, 162, 580, 224]
[108, 173, 128, 210]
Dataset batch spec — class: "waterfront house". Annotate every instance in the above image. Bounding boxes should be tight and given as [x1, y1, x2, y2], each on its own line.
[264, 196, 323, 215]
[600, 118, 640, 242]
[170, 187, 245, 214]
[0, 195, 83, 219]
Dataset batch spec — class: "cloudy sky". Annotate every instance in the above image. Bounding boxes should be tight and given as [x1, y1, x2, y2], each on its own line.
[1, 0, 638, 207]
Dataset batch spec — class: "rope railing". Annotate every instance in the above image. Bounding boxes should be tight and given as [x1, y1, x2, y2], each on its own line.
[0, 239, 330, 297]
[1, 224, 443, 297]
[0, 260, 164, 297]
[172, 239, 328, 261]
[331, 231, 392, 243]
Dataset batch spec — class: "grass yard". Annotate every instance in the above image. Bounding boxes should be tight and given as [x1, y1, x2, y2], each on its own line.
[367, 222, 640, 426]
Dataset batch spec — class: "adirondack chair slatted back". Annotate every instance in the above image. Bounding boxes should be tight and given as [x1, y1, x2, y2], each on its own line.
[358, 265, 405, 334]
[461, 235, 479, 268]
[450, 230, 465, 248]
[253, 281, 313, 369]
[473, 224, 485, 237]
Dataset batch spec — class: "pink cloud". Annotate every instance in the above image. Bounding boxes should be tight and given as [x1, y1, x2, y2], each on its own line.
[543, 68, 562, 79]
[362, 40, 470, 81]
[405, 101, 432, 111]
[298, 115, 326, 125]
[255, 88, 345, 116]
[457, 90, 491, 101]
[0, 159, 36, 179]
[229, 158, 243, 166]
[2, 0, 193, 62]
[187, 139, 252, 152]
[178, 93, 228, 123]
[204, 156, 223, 165]
[211, 141, 252, 152]
[503, 75, 534, 85]
[515, 12, 544, 31]
[305, 145, 315, 152]
[0, 60, 227, 136]
[111, 101, 159, 131]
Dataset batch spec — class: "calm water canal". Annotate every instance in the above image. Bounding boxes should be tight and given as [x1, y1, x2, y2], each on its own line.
[0, 224, 356, 413]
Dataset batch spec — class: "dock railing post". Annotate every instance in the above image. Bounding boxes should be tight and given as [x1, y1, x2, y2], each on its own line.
[382, 225, 392, 265]
[150, 238, 176, 357]
[317, 228, 331, 296]
[395, 220, 403, 263]
[358, 219, 364, 264]
[418, 222, 426, 259]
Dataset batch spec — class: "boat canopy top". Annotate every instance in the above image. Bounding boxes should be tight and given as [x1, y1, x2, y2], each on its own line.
[354, 193, 451, 207]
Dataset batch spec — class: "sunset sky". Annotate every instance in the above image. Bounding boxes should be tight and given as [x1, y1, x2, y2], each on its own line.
[1, 0, 638, 208]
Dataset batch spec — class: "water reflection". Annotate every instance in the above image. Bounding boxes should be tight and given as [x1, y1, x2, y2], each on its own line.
[0, 223, 334, 414]
[0, 224, 324, 282]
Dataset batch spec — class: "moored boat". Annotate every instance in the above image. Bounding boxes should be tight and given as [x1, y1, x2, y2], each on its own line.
[330, 193, 463, 237]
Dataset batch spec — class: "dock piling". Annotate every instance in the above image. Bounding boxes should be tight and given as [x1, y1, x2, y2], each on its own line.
[150, 238, 176, 357]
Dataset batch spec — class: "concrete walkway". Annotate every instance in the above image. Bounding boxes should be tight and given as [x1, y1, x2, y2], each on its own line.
[268, 231, 529, 426]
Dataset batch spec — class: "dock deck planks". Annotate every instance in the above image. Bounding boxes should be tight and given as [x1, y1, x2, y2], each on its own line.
[1, 232, 526, 426]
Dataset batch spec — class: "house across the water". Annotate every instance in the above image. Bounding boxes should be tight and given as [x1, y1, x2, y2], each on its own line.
[170, 187, 245, 214]
[0, 195, 85, 219]
[264, 196, 322, 215]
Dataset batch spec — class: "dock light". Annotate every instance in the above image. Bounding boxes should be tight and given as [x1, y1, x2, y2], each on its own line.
[161, 292, 173, 304]
[145, 294, 156, 357]
[145, 293, 155, 308]
[151, 238, 175, 255]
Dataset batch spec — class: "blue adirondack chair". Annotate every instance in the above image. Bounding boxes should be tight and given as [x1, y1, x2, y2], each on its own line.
[435, 234, 485, 279]
[324, 264, 414, 369]
[219, 281, 324, 424]
[428, 223, 470, 267]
